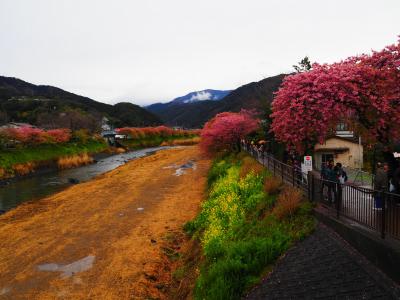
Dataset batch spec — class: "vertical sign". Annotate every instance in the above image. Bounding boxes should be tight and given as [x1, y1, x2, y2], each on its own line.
[303, 156, 312, 172]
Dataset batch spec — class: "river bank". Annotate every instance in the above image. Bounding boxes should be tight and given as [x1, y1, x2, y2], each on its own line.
[0, 135, 199, 183]
[0, 146, 210, 299]
[0, 139, 109, 180]
[0, 146, 175, 212]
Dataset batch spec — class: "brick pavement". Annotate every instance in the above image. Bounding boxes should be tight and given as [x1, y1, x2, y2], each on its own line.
[246, 223, 399, 300]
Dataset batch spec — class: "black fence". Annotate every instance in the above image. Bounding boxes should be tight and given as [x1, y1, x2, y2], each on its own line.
[243, 143, 400, 240]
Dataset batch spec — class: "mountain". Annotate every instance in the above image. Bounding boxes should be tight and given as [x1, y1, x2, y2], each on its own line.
[146, 89, 231, 119]
[170, 89, 231, 104]
[0, 76, 162, 130]
[146, 74, 286, 128]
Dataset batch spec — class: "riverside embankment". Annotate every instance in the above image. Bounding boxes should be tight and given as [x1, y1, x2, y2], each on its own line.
[0, 146, 172, 211]
[0, 146, 210, 299]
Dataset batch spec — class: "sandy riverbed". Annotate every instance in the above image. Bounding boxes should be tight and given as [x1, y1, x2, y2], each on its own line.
[0, 146, 209, 299]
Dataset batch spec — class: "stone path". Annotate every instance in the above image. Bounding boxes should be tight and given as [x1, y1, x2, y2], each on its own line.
[246, 223, 399, 300]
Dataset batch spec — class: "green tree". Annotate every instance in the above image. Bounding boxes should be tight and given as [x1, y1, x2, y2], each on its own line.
[293, 56, 312, 73]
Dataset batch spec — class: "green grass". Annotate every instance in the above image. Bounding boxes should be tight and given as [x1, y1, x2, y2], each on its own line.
[0, 139, 108, 171]
[184, 153, 315, 300]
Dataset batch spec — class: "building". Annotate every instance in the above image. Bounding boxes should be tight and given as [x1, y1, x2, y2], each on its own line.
[0, 122, 37, 129]
[313, 124, 363, 169]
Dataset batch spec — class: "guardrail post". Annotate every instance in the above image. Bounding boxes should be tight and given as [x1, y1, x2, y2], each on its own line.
[381, 192, 386, 239]
[308, 173, 312, 202]
[336, 183, 342, 219]
[292, 167, 295, 187]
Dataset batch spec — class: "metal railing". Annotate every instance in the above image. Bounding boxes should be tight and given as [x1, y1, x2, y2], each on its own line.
[243, 143, 308, 192]
[243, 143, 400, 240]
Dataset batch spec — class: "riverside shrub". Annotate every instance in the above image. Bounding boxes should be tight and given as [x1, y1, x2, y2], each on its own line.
[264, 176, 282, 195]
[200, 110, 259, 156]
[185, 154, 315, 299]
[273, 187, 303, 220]
[0, 127, 71, 146]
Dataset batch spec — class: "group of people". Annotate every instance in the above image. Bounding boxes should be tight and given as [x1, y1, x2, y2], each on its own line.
[320, 156, 400, 210]
[321, 161, 348, 184]
[320, 160, 348, 203]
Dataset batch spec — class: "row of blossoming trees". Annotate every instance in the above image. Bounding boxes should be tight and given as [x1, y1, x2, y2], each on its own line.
[0, 125, 201, 149]
[271, 39, 400, 153]
[115, 126, 200, 140]
[0, 127, 71, 147]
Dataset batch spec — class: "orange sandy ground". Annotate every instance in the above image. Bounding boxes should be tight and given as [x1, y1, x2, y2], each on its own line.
[0, 146, 209, 299]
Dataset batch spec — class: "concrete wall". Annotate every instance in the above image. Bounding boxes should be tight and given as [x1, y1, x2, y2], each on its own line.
[314, 137, 363, 169]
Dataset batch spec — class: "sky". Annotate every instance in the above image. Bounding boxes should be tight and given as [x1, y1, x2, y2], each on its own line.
[0, 0, 399, 106]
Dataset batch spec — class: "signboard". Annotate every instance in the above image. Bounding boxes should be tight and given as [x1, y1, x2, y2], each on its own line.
[303, 156, 313, 172]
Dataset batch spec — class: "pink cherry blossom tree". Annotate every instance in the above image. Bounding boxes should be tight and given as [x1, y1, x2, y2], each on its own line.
[200, 110, 260, 155]
[271, 39, 400, 153]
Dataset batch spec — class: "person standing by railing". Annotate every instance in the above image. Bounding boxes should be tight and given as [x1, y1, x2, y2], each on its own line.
[326, 160, 338, 204]
[374, 163, 388, 210]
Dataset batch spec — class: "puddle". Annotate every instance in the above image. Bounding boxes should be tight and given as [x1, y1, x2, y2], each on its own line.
[38, 255, 95, 278]
[0, 287, 11, 295]
[163, 164, 178, 169]
[165, 160, 197, 176]
[174, 168, 186, 176]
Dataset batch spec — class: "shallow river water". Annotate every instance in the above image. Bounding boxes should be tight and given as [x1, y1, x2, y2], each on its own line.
[0, 146, 171, 212]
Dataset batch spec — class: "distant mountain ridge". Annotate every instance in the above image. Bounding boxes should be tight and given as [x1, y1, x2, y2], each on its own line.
[170, 89, 231, 104]
[0, 76, 162, 130]
[146, 74, 286, 128]
[146, 89, 231, 118]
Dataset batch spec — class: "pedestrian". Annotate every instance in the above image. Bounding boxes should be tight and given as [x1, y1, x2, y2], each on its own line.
[393, 165, 400, 193]
[334, 162, 348, 184]
[392, 164, 400, 206]
[383, 146, 399, 183]
[373, 162, 388, 210]
[326, 160, 338, 204]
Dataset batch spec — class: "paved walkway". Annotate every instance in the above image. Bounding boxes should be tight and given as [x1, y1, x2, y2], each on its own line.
[246, 223, 399, 300]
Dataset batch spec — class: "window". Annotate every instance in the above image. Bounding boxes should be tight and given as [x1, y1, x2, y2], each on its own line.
[336, 123, 348, 131]
[322, 153, 334, 165]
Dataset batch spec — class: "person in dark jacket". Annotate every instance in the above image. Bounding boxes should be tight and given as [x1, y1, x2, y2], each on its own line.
[393, 165, 400, 194]
[374, 163, 388, 210]
[326, 160, 338, 204]
[383, 147, 398, 182]
[334, 162, 348, 184]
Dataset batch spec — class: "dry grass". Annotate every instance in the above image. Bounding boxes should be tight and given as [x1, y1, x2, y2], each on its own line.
[0, 168, 5, 178]
[239, 156, 264, 178]
[12, 162, 36, 176]
[160, 137, 201, 146]
[273, 187, 303, 219]
[166, 238, 202, 300]
[264, 176, 282, 195]
[57, 153, 93, 170]
[115, 147, 126, 154]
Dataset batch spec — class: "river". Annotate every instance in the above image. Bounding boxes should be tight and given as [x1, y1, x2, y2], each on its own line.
[0, 146, 171, 212]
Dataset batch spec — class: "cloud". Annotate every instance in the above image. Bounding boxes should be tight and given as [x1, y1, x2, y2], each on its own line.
[190, 91, 212, 101]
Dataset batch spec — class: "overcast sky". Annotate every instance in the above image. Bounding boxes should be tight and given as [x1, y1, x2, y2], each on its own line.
[0, 0, 399, 105]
